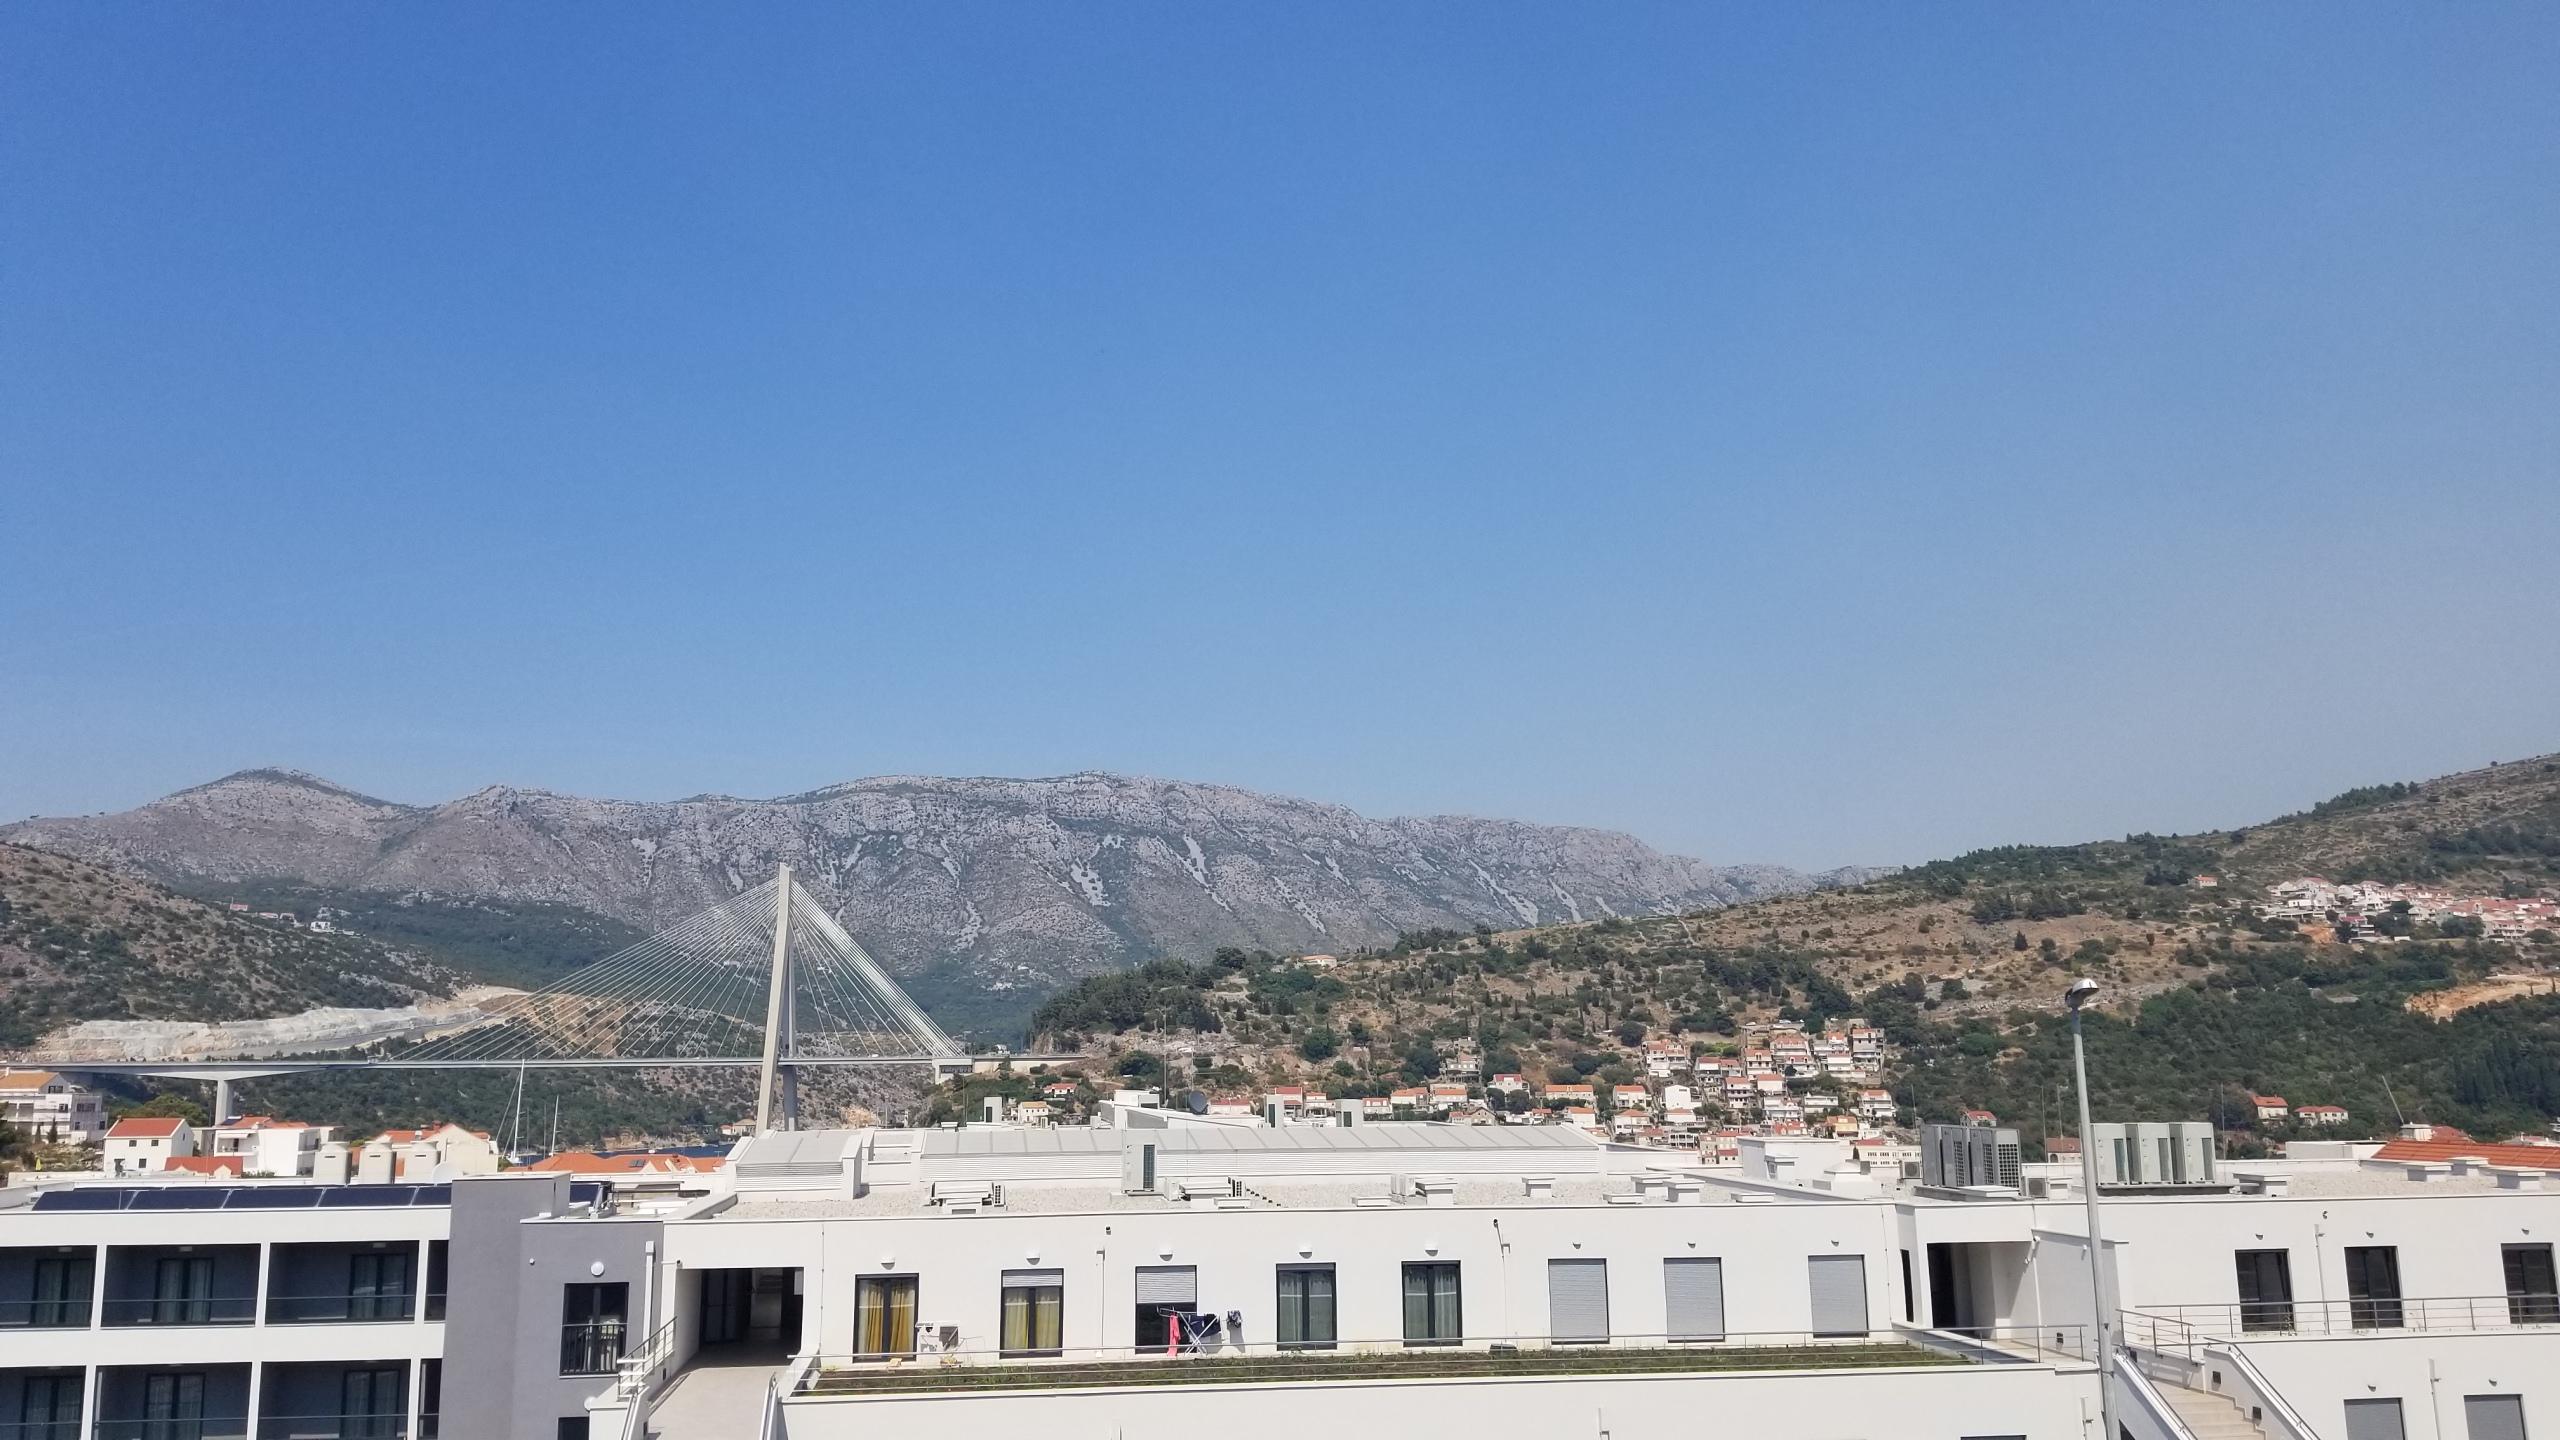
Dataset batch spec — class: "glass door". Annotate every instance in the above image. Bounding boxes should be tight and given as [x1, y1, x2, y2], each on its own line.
[2234, 1249, 2295, 1332]
[2345, 1246, 2403, 1329]
[854, 1276, 919, 1356]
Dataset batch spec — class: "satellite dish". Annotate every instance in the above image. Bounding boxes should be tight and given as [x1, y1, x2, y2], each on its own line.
[1183, 1090, 1210, 1115]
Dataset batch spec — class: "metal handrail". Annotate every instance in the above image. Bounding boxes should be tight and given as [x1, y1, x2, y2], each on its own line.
[614, 1314, 684, 1399]
[2205, 1341, 2324, 1440]
[0, 1298, 92, 1328]
[99, 1294, 259, 1326]
[2114, 1357, 2202, 1440]
[265, 1292, 419, 1324]
[253, 1414, 410, 1440]
[2126, 1294, 2560, 1339]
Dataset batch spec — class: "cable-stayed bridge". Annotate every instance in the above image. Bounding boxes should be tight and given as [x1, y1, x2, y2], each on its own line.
[53, 868, 1062, 1129]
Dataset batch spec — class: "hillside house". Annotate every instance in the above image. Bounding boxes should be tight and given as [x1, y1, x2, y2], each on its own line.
[0, 1069, 107, 1145]
[2253, 1095, 2291, 1122]
[1857, 1090, 1897, 1123]
[1488, 1073, 1528, 1096]
[207, 1116, 333, 1178]
[2296, 1104, 2349, 1127]
[104, 1117, 196, 1176]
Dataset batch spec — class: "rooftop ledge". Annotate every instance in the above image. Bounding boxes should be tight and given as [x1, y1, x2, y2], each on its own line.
[799, 1336, 2018, 1398]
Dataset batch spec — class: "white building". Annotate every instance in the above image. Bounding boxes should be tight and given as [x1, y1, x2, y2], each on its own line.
[13, 1113, 2560, 1440]
[0, 1070, 106, 1145]
[208, 1116, 335, 1178]
[102, 1116, 195, 1176]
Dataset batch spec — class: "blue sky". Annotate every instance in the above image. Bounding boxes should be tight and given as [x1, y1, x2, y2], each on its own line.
[4, 6, 2556, 869]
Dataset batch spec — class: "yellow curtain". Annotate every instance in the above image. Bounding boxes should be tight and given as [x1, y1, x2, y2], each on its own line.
[883, 1278, 917, 1353]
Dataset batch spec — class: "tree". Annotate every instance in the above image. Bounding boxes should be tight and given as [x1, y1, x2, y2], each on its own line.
[1298, 1029, 1340, 1063]
[1615, 1020, 1647, 1047]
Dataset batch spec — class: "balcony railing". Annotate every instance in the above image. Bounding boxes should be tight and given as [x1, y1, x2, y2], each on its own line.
[0, 1421, 87, 1440]
[100, 1295, 260, 1327]
[90, 1421, 249, 1440]
[2127, 1293, 2560, 1347]
[266, 1293, 418, 1324]
[0, 1297, 92, 1328]
[561, 1319, 629, 1376]
[254, 1415, 409, 1440]
[422, 1292, 446, 1321]
[796, 1326, 2075, 1399]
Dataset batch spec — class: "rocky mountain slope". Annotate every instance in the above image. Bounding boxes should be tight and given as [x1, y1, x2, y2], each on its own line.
[1010, 752, 2560, 1147]
[0, 843, 461, 1049]
[3, 769, 1839, 1036]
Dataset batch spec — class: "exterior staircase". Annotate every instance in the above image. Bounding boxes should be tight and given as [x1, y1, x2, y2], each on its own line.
[2155, 1376, 2266, 1440]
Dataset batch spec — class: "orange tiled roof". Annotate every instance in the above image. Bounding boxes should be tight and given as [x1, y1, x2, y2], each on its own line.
[162, 1155, 247, 1177]
[108, 1117, 186, 1138]
[2371, 1138, 2558, 1170]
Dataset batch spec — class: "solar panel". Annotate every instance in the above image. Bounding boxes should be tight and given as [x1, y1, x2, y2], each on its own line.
[321, 1185, 417, 1208]
[29, 1189, 122, 1211]
[223, 1188, 326, 1209]
[412, 1184, 454, 1206]
[127, 1189, 228, 1210]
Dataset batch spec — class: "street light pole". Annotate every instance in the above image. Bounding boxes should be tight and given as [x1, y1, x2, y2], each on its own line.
[2067, 978, 2119, 1440]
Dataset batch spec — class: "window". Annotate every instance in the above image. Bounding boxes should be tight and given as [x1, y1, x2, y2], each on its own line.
[16, 1374, 79, 1440]
[29, 1256, 90, 1328]
[2234, 1250, 2295, 1333]
[856, 1276, 920, 1357]
[153, 1255, 215, 1325]
[2504, 1243, 2558, 1325]
[1808, 1254, 1867, 1338]
[349, 1250, 412, 1322]
[1664, 1258, 1726, 1342]
[2344, 1246, 2403, 1329]
[1276, 1265, 1337, 1350]
[2464, 1395, 2527, 1440]
[559, 1282, 629, 1375]
[1133, 1266, 1199, 1351]
[341, 1366, 403, 1440]
[141, 1372, 205, 1440]
[1401, 1262, 1462, 1345]
[556, 1420, 590, 1440]
[1000, 1269, 1063, 1357]
[1547, 1259, 1610, 1344]
[2345, 1399, 2409, 1440]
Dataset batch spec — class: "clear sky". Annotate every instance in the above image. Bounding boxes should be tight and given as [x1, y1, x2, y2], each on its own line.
[4, 7, 2556, 870]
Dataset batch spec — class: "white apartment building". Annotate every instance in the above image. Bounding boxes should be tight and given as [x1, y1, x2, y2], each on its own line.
[207, 1117, 335, 1178]
[0, 1072, 108, 1146]
[9, 1115, 2560, 1440]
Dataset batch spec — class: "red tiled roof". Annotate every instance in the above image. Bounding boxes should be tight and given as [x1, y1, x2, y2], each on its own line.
[162, 1155, 247, 1177]
[2372, 1138, 2557, 1170]
[531, 1151, 724, 1175]
[108, 1117, 186, 1138]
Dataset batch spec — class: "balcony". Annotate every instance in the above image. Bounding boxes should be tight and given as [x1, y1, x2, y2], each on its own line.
[266, 1294, 417, 1325]
[94, 1362, 251, 1440]
[2127, 1294, 2560, 1347]
[101, 1246, 259, 1329]
[252, 1415, 407, 1440]
[0, 1296, 91, 1329]
[266, 1244, 425, 1326]
[101, 1295, 260, 1327]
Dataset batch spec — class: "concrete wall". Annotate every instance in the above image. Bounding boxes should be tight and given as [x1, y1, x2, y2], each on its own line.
[441, 1173, 663, 1440]
[774, 1359, 2098, 1440]
[2226, 1331, 2552, 1440]
[666, 1196, 1915, 1361]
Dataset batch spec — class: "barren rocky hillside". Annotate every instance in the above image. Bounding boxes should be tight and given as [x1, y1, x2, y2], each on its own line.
[5, 769, 1841, 1036]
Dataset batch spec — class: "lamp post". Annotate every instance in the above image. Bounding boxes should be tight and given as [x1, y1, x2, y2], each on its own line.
[2066, 977, 2119, 1440]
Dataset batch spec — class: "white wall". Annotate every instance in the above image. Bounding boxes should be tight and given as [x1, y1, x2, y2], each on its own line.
[665, 1197, 1915, 1360]
[2227, 1332, 2552, 1440]
[774, 1359, 2098, 1440]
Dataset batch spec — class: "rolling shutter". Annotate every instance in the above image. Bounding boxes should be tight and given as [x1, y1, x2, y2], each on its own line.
[1664, 1258, 1725, 1341]
[2345, 1400, 2408, 1440]
[1134, 1266, 1196, 1306]
[1547, 1259, 1609, 1343]
[1808, 1254, 1868, 1337]
[1002, 1269, 1063, 1289]
[2464, 1396, 2525, 1440]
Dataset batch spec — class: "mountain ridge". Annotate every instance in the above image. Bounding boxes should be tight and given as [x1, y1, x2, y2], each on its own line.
[2, 768, 1849, 1037]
